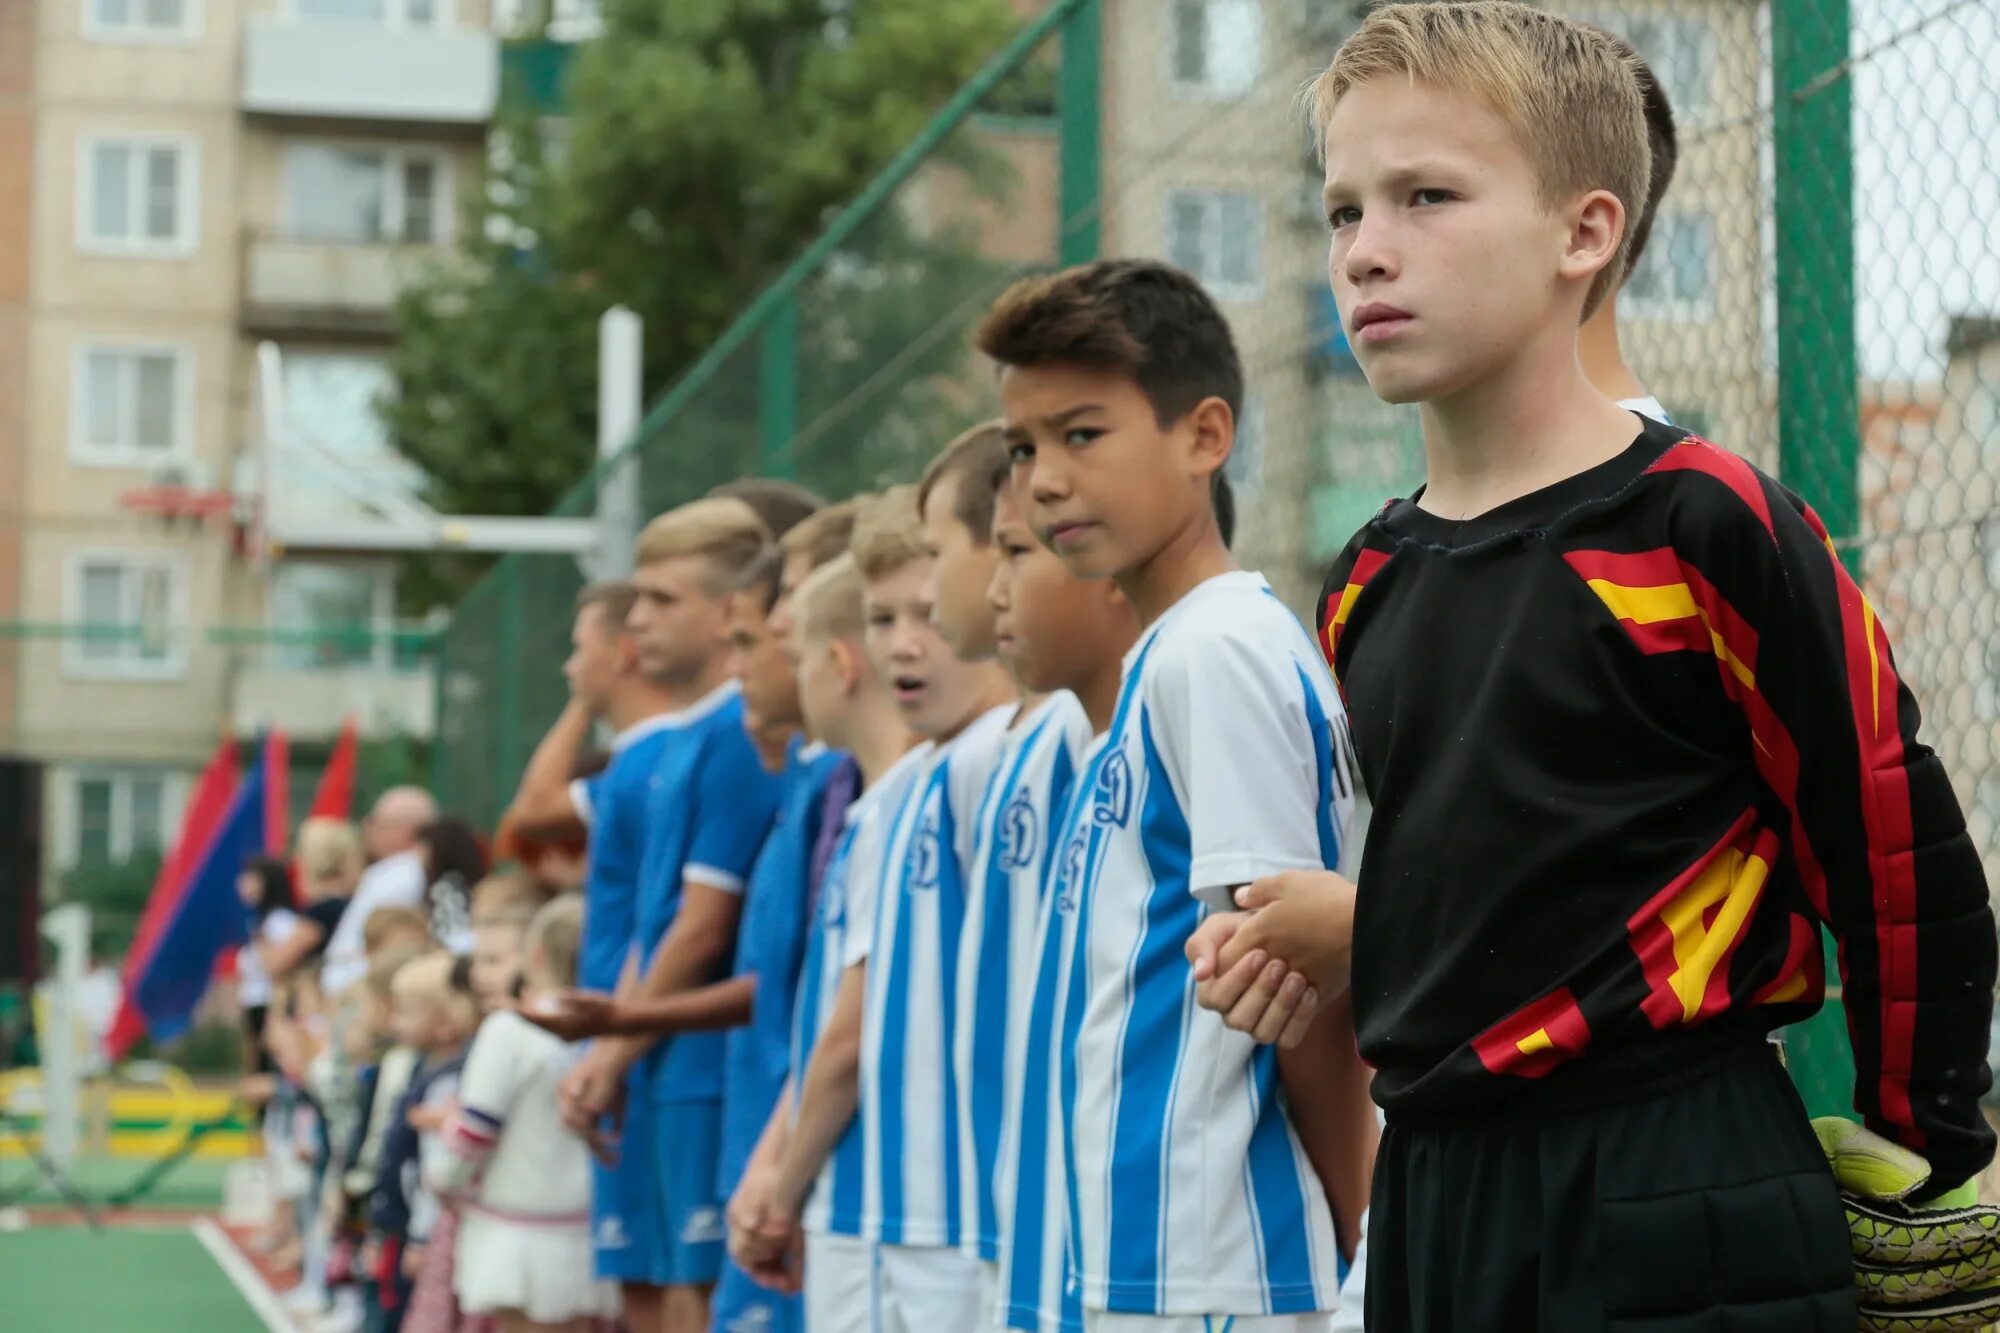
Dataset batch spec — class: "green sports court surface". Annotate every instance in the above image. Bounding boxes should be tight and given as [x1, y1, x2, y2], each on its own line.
[0, 1158, 278, 1331]
[0, 1224, 274, 1332]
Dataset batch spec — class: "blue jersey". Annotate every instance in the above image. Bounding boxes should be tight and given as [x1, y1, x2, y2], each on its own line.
[717, 740, 847, 1196]
[794, 743, 933, 1237]
[858, 704, 1014, 1248]
[1060, 572, 1355, 1316]
[575, 715, 680, 992]
[955, 694, 1092, 1262]
[998, 731, 1107, 1333]
[632, 681, 784, 1103]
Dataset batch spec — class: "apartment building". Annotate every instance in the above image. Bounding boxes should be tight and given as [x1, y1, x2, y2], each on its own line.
[1093, 0, 1766, 610]
[10, 0, 500, 880]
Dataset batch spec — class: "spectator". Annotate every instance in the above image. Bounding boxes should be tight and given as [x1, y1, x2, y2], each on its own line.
[324, 788, 440, 994]
[237, 855, 302, 1077]
[259, 818, 366, 982]
[417, 815, 486, 956]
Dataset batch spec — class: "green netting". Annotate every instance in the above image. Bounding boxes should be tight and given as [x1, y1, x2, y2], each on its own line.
[435, 0, 2000, 1120]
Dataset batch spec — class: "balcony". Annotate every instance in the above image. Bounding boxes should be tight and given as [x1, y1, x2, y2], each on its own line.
[240, 232, 443, 337]
[224, 624, 438, 741]
[240, 16, 498, 129]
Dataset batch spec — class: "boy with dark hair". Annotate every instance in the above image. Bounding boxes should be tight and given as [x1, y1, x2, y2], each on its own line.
[982, 465, 1140, 1333]
[978, 257, 1374, 1333]
[917, 421, 1012, 662]
[1191, 4, 1996, 1329]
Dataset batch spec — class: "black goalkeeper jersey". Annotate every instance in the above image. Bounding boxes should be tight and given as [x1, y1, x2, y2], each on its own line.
[1317, 414, 1998, 1189]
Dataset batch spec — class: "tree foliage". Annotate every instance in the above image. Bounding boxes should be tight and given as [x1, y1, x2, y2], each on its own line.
[385, 0, 1020, 604]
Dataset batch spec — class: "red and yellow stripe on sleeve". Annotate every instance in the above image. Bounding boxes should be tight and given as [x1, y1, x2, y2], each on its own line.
[1320, 548, 1391, 676]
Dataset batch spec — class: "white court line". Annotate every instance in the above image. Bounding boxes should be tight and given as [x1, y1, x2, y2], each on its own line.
[192, 1215, 293, 1333]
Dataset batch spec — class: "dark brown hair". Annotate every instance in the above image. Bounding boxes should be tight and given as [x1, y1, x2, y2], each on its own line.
[1619, 37, 1678, 275]
[708, 478, 825, 540]
[916, 421, 1009, 548]
[976, 260, 1241, 545]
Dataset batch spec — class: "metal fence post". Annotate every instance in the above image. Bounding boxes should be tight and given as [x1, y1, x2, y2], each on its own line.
[1773, 0, 1861, 1121]
[1058, 0, 1101, 265]
[760, 299, 800, 479]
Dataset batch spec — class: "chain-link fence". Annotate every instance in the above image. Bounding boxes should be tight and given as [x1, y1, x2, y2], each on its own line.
[434, 0, 2000, 1109]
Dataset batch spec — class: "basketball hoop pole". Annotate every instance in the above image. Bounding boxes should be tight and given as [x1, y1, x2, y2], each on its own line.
[593, 307, 643, 582]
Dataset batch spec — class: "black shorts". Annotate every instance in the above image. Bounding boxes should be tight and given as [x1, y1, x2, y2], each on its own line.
[1365, 1040, 1857, 1332]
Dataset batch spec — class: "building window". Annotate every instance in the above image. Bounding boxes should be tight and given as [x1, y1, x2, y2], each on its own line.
[85, 0, 199, 40]
[1622, 213, 1714, 321]
[79, 136, 198, 256]
[71, 344, 192, 467]
[294, 0, 447, 28]
[65, 769, 183, 867]
[1621, 16, 1716, 119]
[64, 553, 185, 680]
[283, 145, 450, 244]
[269, 562, 394, 668]
[1170, 0, 1262, 99]
[1167, 190, 1263, 301]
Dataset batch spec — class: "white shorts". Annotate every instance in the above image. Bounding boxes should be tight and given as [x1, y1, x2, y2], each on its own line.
[978, 1258, 1001, 1329]
[1328, 1214, 1368, 1333]
[875, 1243, 984, 1333]
[1083, 1314, 1334, 1333]
[805, 1231, 874, 1333]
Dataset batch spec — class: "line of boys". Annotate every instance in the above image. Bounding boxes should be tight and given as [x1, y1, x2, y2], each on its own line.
[506, 6, 2000, 1333]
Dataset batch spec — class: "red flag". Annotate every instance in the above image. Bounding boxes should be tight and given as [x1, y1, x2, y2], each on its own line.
[311, 718, 359, 821]
[263, 729, 290, 855]
[105, 736, 240, 1060]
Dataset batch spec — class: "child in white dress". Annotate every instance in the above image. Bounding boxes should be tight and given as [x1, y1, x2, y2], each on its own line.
[430, 896, 619, 1331]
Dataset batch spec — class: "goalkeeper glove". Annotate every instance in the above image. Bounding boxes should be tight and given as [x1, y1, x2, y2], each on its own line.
[1815, 1116, 2000, 1332]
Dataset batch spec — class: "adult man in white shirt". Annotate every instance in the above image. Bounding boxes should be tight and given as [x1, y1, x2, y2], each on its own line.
[320, 786, 438, 993]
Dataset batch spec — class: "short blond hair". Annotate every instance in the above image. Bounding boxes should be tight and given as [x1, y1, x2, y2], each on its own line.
[297, 817, 363, 883]
[525, 895, 585, 990]
[849, 485, 926, 583]
[1310, 1, 1647, 318]
[633, 496, 772, 589]
[779, 499, 863, 573]
[362, 905, 430, 955]
[391, 950, 478, 1030]
[470, 869, 557, 927]
[794, 554, 867, 643]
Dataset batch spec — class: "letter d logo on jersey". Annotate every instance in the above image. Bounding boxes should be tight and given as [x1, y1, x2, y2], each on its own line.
[999, 787, 1039, 871]
[907, 810, 942, 891]
[1093, 748, 1133, 828]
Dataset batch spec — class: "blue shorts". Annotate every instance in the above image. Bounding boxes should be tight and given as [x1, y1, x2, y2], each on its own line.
[593, 1070, 670, 1283]
[710, 1256, 803, 1333]
[649, 1096, 726, 1287]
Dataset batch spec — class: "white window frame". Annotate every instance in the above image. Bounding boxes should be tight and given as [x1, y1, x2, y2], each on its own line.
[75, 132, 200, 258]
[286, 0, 454, 31]
[280, 142, 456, 245]
[62, 549, 191, 682]
[1621, 211, 1716, 323]
[83, 0, 204, 43]
[68, 340, 196, 469]
[58, 767, 189, 868]
[1165, 189, 1265, 303]
[1166, 0, 1264, 101]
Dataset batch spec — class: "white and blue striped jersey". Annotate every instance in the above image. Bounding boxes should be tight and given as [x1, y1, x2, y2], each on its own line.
[1060, 571, 1357, 1317]
[996, 730, 1107, 1333]
[794, 742, 932, 1237]
[955, 693, 1092, 1263]
[858, 703, 1014, 1248]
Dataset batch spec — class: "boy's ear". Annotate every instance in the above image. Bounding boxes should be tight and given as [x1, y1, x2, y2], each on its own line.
[832, 637, 866, 694]
[1184, 395, 1235, 485]
[1561, 188, 1626, 295]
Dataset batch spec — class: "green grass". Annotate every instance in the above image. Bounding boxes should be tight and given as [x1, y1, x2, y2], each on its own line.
[0, 1227, 266, 1332]
[0, 1154, 233, 1209]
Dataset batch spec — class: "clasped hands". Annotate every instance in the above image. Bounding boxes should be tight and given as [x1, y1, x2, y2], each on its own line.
[1184, 869, 1359, 1048]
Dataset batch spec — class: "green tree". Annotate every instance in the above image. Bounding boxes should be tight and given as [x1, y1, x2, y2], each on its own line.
[385, 0, 1018, 603]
